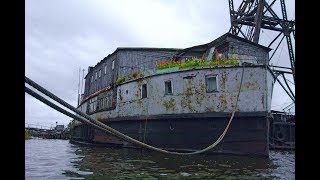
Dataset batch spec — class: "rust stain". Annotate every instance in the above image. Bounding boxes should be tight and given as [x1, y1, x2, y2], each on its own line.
[194, 82, 205, 105]
[218, 94, 228, 111]
[180, 98, 194, 112]
[163, 98, 176, 111]
[181, 78, 195, 112]
[243, 82, 256, 90]
[185, 86, 193, 96]
[220, 71, 228, 90]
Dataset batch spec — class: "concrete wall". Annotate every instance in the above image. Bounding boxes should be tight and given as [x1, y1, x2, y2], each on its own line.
[92, 65, 273, 120]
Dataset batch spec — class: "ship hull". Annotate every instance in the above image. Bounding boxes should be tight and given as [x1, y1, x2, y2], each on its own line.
[71, 111, 269, 157]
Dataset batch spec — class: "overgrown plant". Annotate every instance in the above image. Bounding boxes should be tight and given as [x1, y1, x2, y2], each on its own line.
[156, 57, 240, 70]
[116, 76, 127, 85]
[156, 61, 181, 70]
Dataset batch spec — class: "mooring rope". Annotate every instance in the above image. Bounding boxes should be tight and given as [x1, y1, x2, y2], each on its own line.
[25, 65, 245, 155]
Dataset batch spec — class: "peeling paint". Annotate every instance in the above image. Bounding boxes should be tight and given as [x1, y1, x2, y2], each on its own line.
[218, 94, 228, 111]
[107, 66, 273, 117]
[243, 82, 257, 90]
[163, 98, 176, 111]
[220, 71, 228, 90]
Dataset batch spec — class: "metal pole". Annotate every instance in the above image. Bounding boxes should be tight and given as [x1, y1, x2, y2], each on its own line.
[80, 69, 85, 102]
[77, 68, 81, 106]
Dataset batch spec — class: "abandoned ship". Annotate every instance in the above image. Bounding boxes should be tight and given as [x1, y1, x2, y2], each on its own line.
[70, 32, 276, 157]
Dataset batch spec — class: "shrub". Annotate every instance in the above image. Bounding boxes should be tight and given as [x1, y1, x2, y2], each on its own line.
[116, 76, 126, 85]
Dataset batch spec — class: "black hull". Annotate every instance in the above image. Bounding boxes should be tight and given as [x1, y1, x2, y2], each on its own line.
[71, 112, 270, 157]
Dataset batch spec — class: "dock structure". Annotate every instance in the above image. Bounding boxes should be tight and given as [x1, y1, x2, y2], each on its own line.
[269, 110, 295, 150]
[25, 125, 70, 140]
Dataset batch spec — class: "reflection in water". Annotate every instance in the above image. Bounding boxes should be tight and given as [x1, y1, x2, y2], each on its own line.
[25, 139, 294, 179]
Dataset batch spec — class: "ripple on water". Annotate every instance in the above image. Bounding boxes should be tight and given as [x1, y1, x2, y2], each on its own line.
[26, 139, 295, 179]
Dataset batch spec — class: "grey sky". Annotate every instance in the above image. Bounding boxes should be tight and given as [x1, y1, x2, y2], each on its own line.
[25, 0, 295, 128]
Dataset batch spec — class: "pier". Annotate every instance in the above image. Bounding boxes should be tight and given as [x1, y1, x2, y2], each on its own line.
[25, 124, 70, 140]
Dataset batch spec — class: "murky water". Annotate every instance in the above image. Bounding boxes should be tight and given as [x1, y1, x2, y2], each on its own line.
[25, 138, 295, 179]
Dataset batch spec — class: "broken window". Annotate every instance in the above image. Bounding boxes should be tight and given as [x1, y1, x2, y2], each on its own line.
[141, 84, 147, 98]
[206, 75, 218, 92]
[165, 80, 172, 95]
[216, 43, 229, 59]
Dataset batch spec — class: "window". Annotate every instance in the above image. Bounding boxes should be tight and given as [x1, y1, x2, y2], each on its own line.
[104, 65, 107, 74]
[141, 84, 147, 98]
[98, 69, 101, 78]
[88, 91, 113, 113]
[165, 80, 172, 95]
[88, 97, 98, 113]
[95, 72, 97, 80]
[98, 91, 113, 110]
[91, 75, 93, 83]
[206, 75, 218, 92]
[112, 60, 115, 70]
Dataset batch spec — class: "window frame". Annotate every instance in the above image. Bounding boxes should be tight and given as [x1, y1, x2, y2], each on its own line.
[164, 80, 173, 95]
[205, 74, 219, 93]
[141, 83, 147, 99]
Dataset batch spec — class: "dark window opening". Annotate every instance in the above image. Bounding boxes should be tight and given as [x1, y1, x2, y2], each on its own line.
[141, 84, 147, 98]
[165, 81, 172, 95]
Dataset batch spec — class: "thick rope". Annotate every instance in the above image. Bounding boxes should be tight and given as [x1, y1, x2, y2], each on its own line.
[25, 65, 244, 155]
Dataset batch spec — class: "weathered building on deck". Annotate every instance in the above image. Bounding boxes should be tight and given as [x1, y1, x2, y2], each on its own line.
[72, 32, 276, 157]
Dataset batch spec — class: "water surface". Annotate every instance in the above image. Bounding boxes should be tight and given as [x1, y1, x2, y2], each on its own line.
[25, 138, 295, 179]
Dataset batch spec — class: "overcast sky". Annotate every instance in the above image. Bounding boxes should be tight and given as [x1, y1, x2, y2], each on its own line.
[25, 0, 295, 129]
